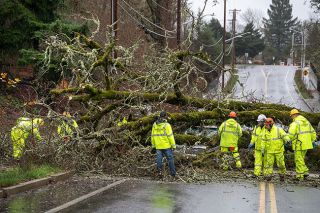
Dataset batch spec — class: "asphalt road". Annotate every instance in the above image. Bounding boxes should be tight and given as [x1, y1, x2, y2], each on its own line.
[233, 65, 312, 112]
[66, 180, 320, 213]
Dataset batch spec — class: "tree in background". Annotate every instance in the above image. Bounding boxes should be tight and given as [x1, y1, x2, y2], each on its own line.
[235, 22, 265, 59]
[310, 0, 320, 11]
[192, 17, 224, 80]
[306, 21, 320, 69]
[263, 0, 298, 59]
[0, 0, 87, 82]
[240, 8, 264, 30]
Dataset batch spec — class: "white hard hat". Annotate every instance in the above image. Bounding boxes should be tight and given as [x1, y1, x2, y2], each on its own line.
[257, 114, 266, 122]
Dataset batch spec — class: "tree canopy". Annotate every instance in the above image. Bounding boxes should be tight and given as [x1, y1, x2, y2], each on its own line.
[263, 0, 298, 58]
[235, 22, 265, 58]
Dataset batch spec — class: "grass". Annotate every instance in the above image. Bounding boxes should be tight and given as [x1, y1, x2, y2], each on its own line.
[0, 165, 61, 187]
[294, 69, 313, 99]
[223, 69, 239, 94]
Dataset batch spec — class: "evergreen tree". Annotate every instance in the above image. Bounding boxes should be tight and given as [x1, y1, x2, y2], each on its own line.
[310, 0, 320, 11]
[235, 22, 265, 58]
[263, 0, 297, 58]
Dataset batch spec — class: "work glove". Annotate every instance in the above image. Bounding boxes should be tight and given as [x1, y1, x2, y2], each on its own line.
[248, 143, 254, 150]
[312, 141, 318, 149]
[150, 147, 156, 154]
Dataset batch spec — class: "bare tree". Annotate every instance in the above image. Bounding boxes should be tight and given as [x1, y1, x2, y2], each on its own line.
[240, 8, 264, 30]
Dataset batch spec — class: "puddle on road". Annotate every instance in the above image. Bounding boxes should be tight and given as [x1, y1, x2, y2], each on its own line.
[0, 176, 114, 213]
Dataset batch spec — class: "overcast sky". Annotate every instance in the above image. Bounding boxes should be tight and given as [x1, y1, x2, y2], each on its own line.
[189, 0, 314, 24]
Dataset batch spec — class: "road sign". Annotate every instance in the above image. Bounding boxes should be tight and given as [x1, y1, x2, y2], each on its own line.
[303, 69, 309, 76]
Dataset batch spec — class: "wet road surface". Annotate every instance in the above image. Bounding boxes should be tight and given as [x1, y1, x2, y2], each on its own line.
[65, 180, 320, 213]
[233, 65, 311, 112]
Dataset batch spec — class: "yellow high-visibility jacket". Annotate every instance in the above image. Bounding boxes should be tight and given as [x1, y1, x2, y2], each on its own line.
[250, 125, 265, 150]
[151, 120, 176, 150]
[288, 115, 316, 150]
[57, 119, 78, 137]
[11, 117, 43, 158]
[218, 118, 242, 147]
[261, 125, 290, 153]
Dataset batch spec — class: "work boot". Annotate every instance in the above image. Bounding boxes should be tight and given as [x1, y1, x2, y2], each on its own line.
[303, 174, 309, 180]
[279, 175, 285, 182]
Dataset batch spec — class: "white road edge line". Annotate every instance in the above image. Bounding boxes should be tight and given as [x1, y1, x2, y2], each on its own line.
[286, 67, 314, 112]
[45, 179, 127, 213]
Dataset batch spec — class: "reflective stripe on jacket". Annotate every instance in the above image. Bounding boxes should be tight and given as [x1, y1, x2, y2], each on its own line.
[288, 115, 316, 150]
[218, 118, 242, 147]
[250, 126, 264, 150]
[261, 125, 289, 153]
[151, 121, 176, 150]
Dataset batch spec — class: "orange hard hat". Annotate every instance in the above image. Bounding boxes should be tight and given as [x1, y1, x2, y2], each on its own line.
[265, 117, 274, 124]
[229, 111, 237, 118]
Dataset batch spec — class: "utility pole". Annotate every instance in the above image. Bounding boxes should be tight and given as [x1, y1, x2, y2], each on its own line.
[222, 0, 226, 90]
[174, 0, 183, 98]
[230, 9, 240, 71]
[177, 0, 181, 49]
[111, 0, 118, 58]
[303, 28, 307, 68]
[301, 28, 304, 68]
[291, 33, 294, 65]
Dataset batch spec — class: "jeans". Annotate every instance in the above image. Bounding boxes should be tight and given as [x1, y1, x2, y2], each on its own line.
[156, 149, 176, 176]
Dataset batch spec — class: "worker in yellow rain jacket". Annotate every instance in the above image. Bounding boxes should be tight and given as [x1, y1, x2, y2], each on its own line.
[248, 114, 266, 177]
[261, 118, 290, 181]
[218, 111, 243, 170]
[151, 111, 176, 178]
[57, 112, 79, 141]
[11, 117, 44, 159]
[288, 109, 317, 180]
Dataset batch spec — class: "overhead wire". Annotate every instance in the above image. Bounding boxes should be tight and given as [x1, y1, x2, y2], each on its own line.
[118, 3, 176, 39]
[122, 0, 176, 34]
[150, 0, 175, 13]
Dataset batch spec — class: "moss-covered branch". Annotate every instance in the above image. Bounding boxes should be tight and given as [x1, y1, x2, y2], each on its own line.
[51, 87, 294, 112]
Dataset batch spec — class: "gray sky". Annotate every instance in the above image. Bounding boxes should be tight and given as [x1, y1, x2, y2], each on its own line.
[189, 0, 314, 24]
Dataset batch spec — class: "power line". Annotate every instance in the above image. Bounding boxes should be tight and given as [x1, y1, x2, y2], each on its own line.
[122, 0, 176, 34]
[198, 37, 223, 47]
[118, 3, 176, 39]
[151, 0, 175, 13]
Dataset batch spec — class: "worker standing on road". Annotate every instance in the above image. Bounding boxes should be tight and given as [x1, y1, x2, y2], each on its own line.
[261, 118, 290, 181]
[288, 109, 317, 181]
[57, 111, 79, 141]
[151, 111, 176, 179]
[218, 111, 243, 170]
[248, 114, 266, 177]
[11, 117, 44, 159]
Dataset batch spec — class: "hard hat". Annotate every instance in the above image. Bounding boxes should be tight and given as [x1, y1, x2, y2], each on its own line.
[229, 111, 237, 118]
[265, 117, 274, 124]
[290, 109, 300, 116]
[257, 114, 266, 122]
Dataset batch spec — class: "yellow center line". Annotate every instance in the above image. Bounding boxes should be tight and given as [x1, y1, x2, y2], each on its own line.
[258, 182, 266, 213]
[269, 183, 278, 213]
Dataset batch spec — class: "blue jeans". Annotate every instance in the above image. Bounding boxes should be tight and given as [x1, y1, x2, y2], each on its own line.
[156, 149, 176, 176]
